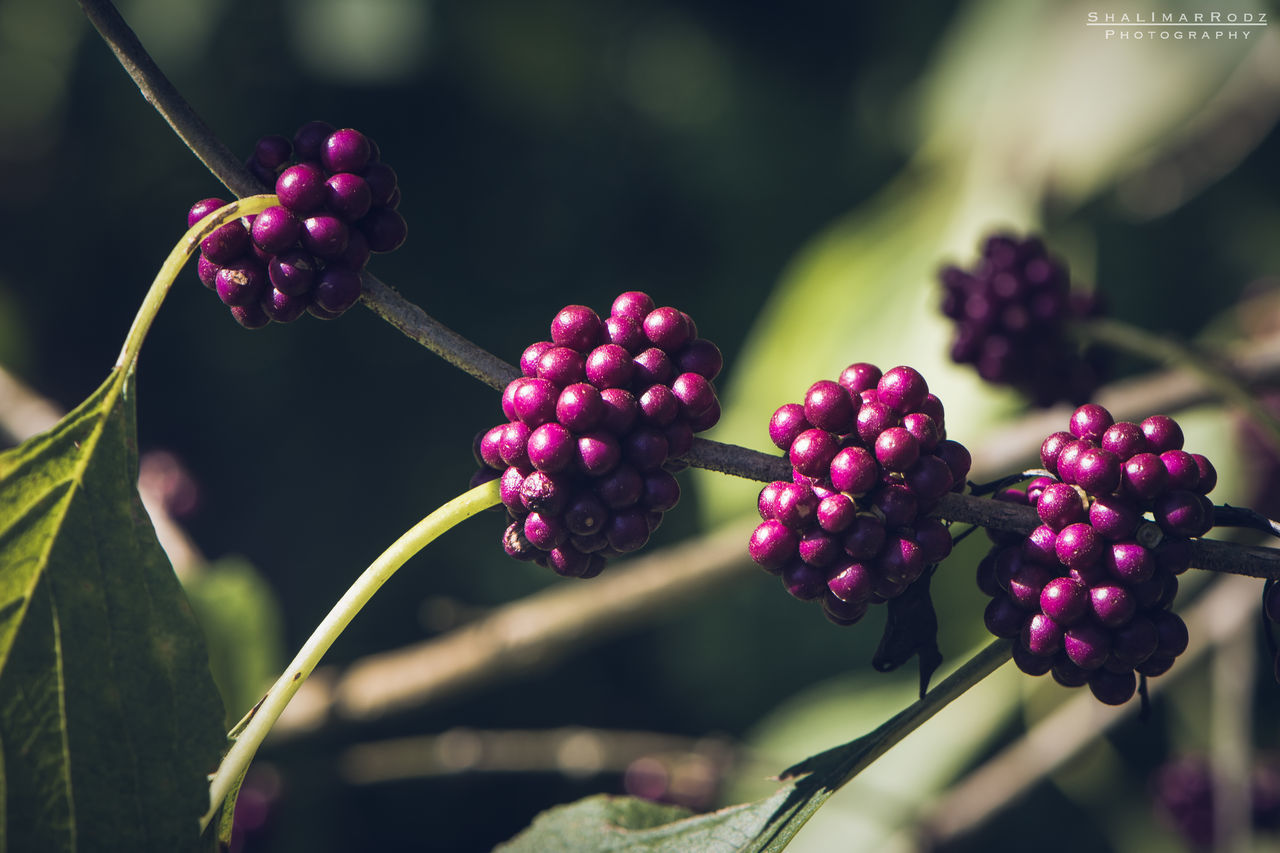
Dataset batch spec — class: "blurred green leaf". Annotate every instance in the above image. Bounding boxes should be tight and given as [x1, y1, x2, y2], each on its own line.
[185, 556, 285, 723]
[0, 369, 225, 851]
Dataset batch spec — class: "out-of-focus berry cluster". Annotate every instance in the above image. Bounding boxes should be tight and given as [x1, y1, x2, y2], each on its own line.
[189, 121, 407, 328]
[940, 233, 1104, 407]
[747, 363, 971, 626]
[1151, 754, 1280, 849]
[979, 404, 1216, 704]
[472, 292, 723, 577]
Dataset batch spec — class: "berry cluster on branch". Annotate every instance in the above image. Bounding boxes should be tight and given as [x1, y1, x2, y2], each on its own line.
[190, 121, 407, 328]
[941, 233, 1104, 406]
[472, 293, 723, 577]
[748, 364, 972, 627]
[980, 404, 1217, 704]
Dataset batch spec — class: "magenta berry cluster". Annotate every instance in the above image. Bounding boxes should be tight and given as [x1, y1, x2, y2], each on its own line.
[189, 120, 407, 328]
[473, 292, 723, 578]
[979, 403, 1217, 705]
[748, 363, 971, 626]
[1151, 754, 1280, 848]
[940, 233, 1104, 407]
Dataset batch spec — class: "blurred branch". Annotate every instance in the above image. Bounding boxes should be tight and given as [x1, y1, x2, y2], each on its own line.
[914, 572, 1262, 847]
[336, 725, 739, 787]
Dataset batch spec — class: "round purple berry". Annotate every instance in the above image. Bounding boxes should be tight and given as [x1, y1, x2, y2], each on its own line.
[551, 305, 604, 352]
[321, 128, 372, 174]
[276, 163, 328, 213]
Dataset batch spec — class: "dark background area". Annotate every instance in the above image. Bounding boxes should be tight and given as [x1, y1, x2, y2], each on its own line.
[2, 2, 1279, 851]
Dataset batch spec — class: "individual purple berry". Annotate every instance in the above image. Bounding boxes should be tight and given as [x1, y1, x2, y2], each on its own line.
[1069, 403, 1114, 442]
[200, 221, 250, 266]
[229, 301, 271, 329]
[632, 347, 675, 387]
[360, 207, 408, 253]
[606, 510, 650, 553]
[769, 404, 810, 451]
[1064, 622, 1111, 670]
[611, 291, 656, 321]
[1055, 522, 1101, 571]
[537, 346, 587, 386]
[1089, 585, 1136, 628]
[623, 428, 669, 471]
[321, 128, 372, 174]
[639, 384, 679, 427]
[188, 197, 228, 227]
[1101, 421, 1148, 459]
[782, 560, 828, 601]
[1073, 447, 1121, 495]
[1141, 415, 1184, 453]
[1040, 431, 1076, 474]
[1160, 450, 1201, 492]
[1088, 668, 1137, 705]
[904, 456, 954, 504]
[1154, 490, 1212, 538]
[984, 596, 1026, 638]
[1023, 613, 1064, 657]
[556, 383, 605, 432]
[276, 163, 328, 213]
[324, 172, 373, 222]
[574, 431, 621, 476]
[676, 338, 724, 380]
[260, 287, 309, 323]
[551, 305, 604, 352]
[876, 366, 928, 414]
[1040, 576, 1088, 625]
[596, 464, 644, 510]
[641, 470, 681, 512]
[196, 255, 220, 290]
[798, 528, 840, 567]
[855, 401, 895, 445]
[1122, 452, 1168, 500]
[599, 388, 639, 435]
[1088, 494, 1139, 541]
[512, 378, 559, 427]
[671, 373, 716, 419]
[874, 427, 920, 473]
[642, 306, 692, 353]
[1037, 482, 1086, 531]
[301, 214, 349, 258]
[583, 344, 632, 389]
[789, 428, 839, 478]
[773, 482, 818, 529]
[215, 260, 268, 307]
[312, 266, 362, 314]
[803, 380, 857, 433]
[841, 514, 886, 560]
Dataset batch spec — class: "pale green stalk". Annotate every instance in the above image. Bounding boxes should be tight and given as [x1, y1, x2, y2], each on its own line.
[200, 479, 501, 832]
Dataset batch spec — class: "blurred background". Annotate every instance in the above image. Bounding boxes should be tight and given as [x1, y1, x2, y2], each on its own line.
[2, 0, 1280, 850]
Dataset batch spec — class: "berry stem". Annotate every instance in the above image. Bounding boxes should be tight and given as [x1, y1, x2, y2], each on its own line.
[199, 478, 501, 832]
[115, 195, 277, 371]
[1075, 317, 1280, 450]
[78, 0, 261, 199]
[780, 639, 1012, 784]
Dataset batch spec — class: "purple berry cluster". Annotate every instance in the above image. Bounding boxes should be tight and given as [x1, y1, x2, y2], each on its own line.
[940, 233, 1104, 407]
[190, 121, 407, 328]
[979, 403, 1217, 704]
[472, 293, 723, 577]
[748, 364, 972, 626]
[1151, 754, 1280, 848]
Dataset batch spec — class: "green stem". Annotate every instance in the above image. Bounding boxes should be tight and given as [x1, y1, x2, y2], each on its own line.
[115, 195, 277, 370]
[199, 479, 502, 832]
[1076, 317, 1280, 450]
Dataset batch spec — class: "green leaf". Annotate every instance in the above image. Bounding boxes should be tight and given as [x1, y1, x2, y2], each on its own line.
[0, 368, 226, 851]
